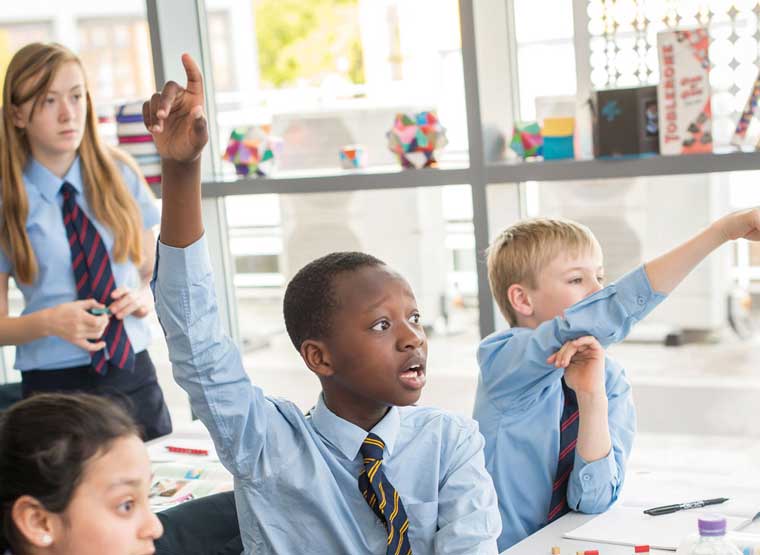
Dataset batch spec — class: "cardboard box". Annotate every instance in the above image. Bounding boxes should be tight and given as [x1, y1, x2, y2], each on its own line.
[657, 27, 712, 155]
[592, 86, 660, 158]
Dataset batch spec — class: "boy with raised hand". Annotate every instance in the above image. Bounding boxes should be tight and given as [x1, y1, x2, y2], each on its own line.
[145, 54, 501, 555]
[474, 215, 760, 551]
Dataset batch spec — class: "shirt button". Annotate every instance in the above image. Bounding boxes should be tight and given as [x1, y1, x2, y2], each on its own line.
[583, 474, 591, 481]
[636, 295, 646, 306]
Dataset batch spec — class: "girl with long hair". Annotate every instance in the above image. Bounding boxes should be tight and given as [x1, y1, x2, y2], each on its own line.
[0, 393, 163, 554]
[0, 42, 171, 440]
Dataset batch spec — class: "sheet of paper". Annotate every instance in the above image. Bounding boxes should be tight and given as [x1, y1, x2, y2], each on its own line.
[564, 470, 760, 550]
[564, 505, 747, 551]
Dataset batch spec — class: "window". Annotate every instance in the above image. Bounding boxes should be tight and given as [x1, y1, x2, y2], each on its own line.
[207, 10, 238, 94]
[514, 0, 577, 120]
[77, 17, 155, 104]
[585, 0, 760, 147]
[205, 0, 466, 176]
[0, 21, 53, 86]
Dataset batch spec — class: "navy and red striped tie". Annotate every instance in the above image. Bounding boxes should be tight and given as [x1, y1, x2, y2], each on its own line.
[61, 182, 134, 374]
[546, 377, 580, 524]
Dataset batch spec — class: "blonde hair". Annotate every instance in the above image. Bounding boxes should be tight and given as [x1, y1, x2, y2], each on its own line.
[0, 42, 150, 285]
[487, 217, 599, 326]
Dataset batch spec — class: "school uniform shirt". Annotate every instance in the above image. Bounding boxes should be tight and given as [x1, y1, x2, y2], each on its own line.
[472, 266, 667, 551]
[152, 235, 502, 555]
[0, 156, 159, 371]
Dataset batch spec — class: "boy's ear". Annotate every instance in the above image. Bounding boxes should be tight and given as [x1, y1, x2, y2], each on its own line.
[300, 339, 335, 378]
[507, 283, 534, 317]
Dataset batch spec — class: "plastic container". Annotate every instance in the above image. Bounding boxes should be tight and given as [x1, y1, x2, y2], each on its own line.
[727, 532, 760, 555]
[676, 515, 743, 555]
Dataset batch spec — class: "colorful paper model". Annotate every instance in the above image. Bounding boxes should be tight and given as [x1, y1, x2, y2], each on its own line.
[542, 117, 574, 160]
[339, 144, 368, 169]
[510, 121, 543, 159]
[387, 111, 448, 169]
[732, 69, 760, 148]
[223, 126, 282, 177]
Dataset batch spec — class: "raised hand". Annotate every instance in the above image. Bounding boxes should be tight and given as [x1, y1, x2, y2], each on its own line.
[547, 335, 606, 397]
[713, 207, 760, 242]
[142, 53, 208, 163]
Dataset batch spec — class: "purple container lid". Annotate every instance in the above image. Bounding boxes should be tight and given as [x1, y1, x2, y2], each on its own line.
[698, 515, 727, 536]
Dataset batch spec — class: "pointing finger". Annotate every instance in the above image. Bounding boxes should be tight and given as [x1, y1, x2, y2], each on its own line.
[181, 53, 204, 98]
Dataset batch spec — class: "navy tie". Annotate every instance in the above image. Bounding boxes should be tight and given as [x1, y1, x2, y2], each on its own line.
[359, 433, 413, 555]
[60, 182, 134, 374]
[547, 377, 580, 523]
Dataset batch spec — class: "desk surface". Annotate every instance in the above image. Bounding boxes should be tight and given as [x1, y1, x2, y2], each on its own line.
[500, 512, 671, 555]
[500, 466, 760, 555]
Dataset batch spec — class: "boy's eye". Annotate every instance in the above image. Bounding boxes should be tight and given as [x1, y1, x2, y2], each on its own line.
[73, 93, 82, 101]
[569, 277, 582, 284]
[597, 276, 605, 284]
[409, 313, 421, 325]
[371, 320, 390, 331]
[45, 97, 55, 104]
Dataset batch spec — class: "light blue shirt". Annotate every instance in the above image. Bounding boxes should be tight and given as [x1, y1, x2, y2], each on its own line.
[152, 235, 502, 555]
[472, 266, 666, 551]
[0, 156, 160, 370]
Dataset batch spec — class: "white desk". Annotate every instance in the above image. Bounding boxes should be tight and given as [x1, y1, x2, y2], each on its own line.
[147, 421, 233, 510]
[500, 466, 760, 555]
[500, 512, 670, 555]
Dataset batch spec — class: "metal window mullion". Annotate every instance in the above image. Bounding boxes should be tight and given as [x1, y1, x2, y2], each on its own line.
[459, 0, 495, 338]
[145, 0, 239, 347]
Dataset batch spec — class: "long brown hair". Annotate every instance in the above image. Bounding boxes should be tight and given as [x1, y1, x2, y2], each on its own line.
[0, 42, 149, 285]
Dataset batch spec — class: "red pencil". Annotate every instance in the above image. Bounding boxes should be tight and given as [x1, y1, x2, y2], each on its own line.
[165, 445, 209, 456]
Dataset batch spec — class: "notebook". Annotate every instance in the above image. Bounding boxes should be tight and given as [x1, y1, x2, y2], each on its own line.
[564, 470, 760, 551]
[564, 504, 747, 551]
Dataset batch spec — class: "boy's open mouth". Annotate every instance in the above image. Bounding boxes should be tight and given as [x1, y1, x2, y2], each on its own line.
[399, 361, 426, 390]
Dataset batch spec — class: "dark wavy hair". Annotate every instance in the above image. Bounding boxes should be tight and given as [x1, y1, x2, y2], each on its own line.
[0, 393, 138, 553]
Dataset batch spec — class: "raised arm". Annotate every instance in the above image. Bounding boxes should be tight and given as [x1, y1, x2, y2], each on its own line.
[145, 55, 299, 478]
[141, 53, 207, 248]
[645, 207, 760, 294]
[478, 265, 664, 411]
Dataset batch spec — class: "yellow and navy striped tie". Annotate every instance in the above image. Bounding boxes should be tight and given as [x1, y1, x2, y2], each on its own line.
[358, 433, 413, 555]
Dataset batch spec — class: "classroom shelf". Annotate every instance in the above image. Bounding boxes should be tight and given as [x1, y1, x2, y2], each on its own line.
[156, 151, 760, 200]
[187, 164, 472, 198]
[486, 151, 760, 184]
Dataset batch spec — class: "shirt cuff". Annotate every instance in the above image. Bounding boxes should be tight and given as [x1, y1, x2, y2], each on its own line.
[573, 448, 618, 492]
[156, 234, 211, 287]
[608, 265, 666, 317]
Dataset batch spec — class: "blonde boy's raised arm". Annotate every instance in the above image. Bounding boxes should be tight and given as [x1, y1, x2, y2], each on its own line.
[645, 208, 760, 294]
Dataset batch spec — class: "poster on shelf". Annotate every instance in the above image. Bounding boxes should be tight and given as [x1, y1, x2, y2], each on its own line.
[656, 27, 712, 155]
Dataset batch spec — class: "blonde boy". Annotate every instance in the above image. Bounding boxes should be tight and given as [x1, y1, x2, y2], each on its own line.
[474, 215, 760, 551]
